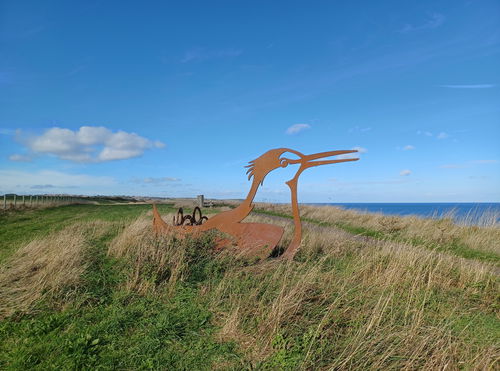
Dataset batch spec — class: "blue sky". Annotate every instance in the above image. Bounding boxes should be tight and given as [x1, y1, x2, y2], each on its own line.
[1, 0, 499, 202]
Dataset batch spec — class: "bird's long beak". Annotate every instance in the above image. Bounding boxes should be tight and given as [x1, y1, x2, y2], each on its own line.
[282, 149, 359, 259]
[290, 149, 359, 169]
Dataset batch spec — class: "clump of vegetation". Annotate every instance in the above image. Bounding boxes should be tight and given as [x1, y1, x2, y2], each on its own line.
[108, 215, 233, 295]
[256, 203, 500, 264]
[0, 204, 498, 369]
[208, 216, 498, 369]
[0, 221, 117, 318]
[0, 208, 242, 369]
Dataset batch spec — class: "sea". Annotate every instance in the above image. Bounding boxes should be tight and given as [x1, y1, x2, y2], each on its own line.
[309, 203, 500, 226]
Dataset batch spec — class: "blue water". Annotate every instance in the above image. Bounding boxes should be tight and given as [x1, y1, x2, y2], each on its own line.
[310, 203, 500, 225]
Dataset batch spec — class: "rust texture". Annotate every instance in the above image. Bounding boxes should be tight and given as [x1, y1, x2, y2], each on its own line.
[173, 207, 208, 226]
[153, 148, 358, 259]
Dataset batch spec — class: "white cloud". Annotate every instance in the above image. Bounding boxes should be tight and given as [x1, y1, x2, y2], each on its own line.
[400, 169, 411, 176]
[338, 146, 367, 159]
[30, 184, 62, 189]
[417, 130, 433, 137]
[0, 169, 115, 192]
[438, 84, 496, 89]
[349, 126, 371, 133]
[403, 145, 415, 150]
[353, 146, 367, 153]
[8, 154, 32, 162]
[469, 160, 498, 165]
[285, 123, 311, 135]
[441, 160, 499, 169]
[417, 130, 451, 140]
[16, 126, 165, 163]
[143, 177, 181, 184]
[400, 13, 445, 33]
[440, 164, 462, 169]
[0, 128, 15, 135]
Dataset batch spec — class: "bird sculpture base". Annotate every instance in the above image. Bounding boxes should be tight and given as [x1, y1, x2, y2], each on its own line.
[152, 204, 284, 260]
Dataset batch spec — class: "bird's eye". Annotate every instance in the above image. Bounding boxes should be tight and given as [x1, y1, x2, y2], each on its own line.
[280, 158, 289, 168]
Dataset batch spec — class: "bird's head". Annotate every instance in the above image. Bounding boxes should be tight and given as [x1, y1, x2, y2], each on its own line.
[245, 148, 359, 185]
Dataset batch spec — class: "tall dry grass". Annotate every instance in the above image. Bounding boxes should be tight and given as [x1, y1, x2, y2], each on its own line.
[108, 215, 186, 295]
[206, 213, 499, 369]
[2, 206, 497, 369]
[108, 214, 227, 295]
[0, 221, 112, 319]
[259, 203, 500, 256]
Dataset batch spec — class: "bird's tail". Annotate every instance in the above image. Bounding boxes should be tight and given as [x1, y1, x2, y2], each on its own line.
[152, 203, 170, 234]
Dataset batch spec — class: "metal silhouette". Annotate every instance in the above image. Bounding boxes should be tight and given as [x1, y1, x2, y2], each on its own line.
[153, 148, 358, 259]
[173, 207, 208, 226]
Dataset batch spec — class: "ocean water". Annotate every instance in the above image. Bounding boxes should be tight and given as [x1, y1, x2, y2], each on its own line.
[310, 203, 500, 225]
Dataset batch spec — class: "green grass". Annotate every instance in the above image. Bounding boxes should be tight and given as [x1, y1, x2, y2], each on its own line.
[0, 204, 175, 264]
[0, 213, 241, 370]
[1, 204, 498, 369]
[1, 290, 241, 370]
[254, 208, 500, 264]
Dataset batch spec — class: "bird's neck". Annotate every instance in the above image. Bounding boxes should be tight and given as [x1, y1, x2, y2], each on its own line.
[231, 176, 263, 221]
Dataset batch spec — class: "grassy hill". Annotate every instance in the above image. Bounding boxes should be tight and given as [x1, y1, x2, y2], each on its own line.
[1, 203, 498, 369]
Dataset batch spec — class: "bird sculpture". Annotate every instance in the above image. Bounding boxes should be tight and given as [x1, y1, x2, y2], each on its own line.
[152, 148, 359, 259]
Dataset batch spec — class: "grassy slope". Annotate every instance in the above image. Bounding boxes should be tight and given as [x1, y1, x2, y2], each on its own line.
[253, 208, 500, 265]
[0, 204, 242, 369]
[0, 204, 174, 264]
[1, 204, 499, 369]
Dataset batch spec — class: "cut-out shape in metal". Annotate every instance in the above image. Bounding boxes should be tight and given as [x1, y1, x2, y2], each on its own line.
[153, 148, 358, 259]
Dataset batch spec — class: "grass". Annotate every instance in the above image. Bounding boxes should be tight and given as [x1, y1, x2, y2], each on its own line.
[0, 210, 242, 369]
[0, 203, 174, 263]
[0, 203, 499, 369]
[254, 205, 500, 265]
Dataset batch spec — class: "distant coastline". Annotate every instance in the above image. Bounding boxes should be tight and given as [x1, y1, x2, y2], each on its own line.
[306, 202, 500, 225]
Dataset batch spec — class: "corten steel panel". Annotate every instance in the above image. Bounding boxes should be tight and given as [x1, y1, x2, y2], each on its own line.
[153, 148, 358, 259]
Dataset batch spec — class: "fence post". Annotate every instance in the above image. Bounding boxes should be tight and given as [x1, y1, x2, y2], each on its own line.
[13, 194, 17, 208]
[197, 195, 204, 208]
[3, 194, 6, 210]
[23, 195, 25, 206]
[30, 195, 33, 206]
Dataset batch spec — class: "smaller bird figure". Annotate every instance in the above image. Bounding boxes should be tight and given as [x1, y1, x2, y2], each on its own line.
[152, 148, 358, 259]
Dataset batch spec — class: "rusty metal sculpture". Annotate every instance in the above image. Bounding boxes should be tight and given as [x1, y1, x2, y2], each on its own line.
[173, 207, 208, 226]
[153, 148, 358, 259]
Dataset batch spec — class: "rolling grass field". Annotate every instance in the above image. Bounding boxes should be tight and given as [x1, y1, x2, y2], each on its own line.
[0, 203, 499, 369]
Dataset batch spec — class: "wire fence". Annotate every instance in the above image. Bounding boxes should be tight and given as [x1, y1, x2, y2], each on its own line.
[1, 194, 89, 210]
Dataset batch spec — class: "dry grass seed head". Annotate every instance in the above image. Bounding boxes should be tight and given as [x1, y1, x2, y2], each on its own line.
[108, 214, 189, 295]
[0, 221, 110, 318]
